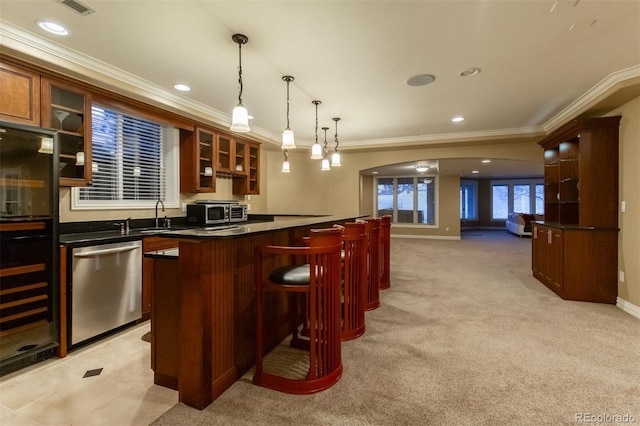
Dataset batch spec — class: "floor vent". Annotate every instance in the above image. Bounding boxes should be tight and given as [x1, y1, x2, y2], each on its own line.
[55, 0, 96, 16]
[0, 346, 56, 377]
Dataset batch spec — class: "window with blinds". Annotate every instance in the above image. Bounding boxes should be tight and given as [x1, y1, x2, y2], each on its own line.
[72, 105, 179, 210]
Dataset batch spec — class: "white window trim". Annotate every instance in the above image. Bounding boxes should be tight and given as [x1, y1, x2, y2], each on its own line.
[71, 127, 180, 210]
[489, 179, 543, 221]
[374, 175, 439, 227]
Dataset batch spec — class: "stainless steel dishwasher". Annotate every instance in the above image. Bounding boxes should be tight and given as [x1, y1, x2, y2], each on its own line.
[70, 240, 142, 346]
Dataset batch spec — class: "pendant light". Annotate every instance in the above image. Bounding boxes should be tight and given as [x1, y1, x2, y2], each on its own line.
[281, 76, 296, 149]
[331, 117, 342, 167]
[281, 150, 291, 173]
[310, 100, 323, 159]
[321, 127, 331, 171]
[230, 33, 250, 133]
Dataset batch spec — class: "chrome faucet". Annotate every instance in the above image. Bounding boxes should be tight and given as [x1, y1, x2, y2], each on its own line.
[155, 199, 165, 228]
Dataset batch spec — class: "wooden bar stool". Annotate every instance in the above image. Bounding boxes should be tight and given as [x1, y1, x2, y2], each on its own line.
[339, 222, 367, 341]
[379, 215, 391, 290]
[253, 228, 343, 394]
[362, 218, 381, 311]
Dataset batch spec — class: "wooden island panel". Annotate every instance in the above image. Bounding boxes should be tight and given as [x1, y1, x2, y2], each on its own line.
[150, 216, 360, 410]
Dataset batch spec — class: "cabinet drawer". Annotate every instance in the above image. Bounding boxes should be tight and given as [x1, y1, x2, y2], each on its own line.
[143, 236, 179, 252]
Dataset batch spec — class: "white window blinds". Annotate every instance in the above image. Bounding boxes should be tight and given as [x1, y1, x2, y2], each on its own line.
[73, 105, 179, 209]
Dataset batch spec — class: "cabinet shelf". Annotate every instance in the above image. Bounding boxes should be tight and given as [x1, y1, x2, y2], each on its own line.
[50, 103, 83, 116]
[0, 178, 45, 188]
[0, 307, 48, 324]
[0, 294, 48, 310]
[0, 282, 47, 296]
[0, 263, 46, 278]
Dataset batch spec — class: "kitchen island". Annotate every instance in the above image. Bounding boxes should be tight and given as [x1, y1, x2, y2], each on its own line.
[151, 215, 362, 409]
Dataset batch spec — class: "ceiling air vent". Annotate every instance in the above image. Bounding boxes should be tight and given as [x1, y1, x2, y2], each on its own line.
[55, 0, 95, 16]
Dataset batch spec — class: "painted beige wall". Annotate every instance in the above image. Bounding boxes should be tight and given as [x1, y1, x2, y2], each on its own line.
[607, 96, 640, 307]
[265, 138, 542, 237]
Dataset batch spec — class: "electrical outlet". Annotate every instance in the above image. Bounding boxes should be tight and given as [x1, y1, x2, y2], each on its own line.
[247, 204, 251, 211]
[619, 271, 625, 282]
[182, 203, 187, 212]
[621, 201, 626, 212]
[445, 226, 449, 231]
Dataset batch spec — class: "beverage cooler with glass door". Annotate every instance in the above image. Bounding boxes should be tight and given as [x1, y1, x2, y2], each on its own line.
[0, 120, 59, 376]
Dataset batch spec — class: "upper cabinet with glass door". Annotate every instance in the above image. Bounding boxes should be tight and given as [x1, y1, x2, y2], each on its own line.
[41, 78, 92, 187]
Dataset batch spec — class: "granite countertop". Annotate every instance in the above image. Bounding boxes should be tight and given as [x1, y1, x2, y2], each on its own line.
[59, 214, 365, 246]
[159, 214, 364, 240]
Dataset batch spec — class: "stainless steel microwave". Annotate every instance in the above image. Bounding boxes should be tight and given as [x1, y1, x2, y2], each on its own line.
[186, 203, 229, 225]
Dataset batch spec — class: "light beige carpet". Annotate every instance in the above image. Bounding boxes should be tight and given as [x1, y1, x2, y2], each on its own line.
[152, 230, 640, 425]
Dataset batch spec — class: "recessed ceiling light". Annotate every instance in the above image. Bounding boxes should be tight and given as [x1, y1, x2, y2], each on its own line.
[37, 20, 69, 35]
[415, 165, 430, 173]
[472, 170, 480, 174]
[372, 171, 379, 175]
[173, 84, 190, 92]
[406, 74, 436, 87]
[451, 116, 465, 122]
[459, 67, 481, 77]
[482, 159, 491, 163]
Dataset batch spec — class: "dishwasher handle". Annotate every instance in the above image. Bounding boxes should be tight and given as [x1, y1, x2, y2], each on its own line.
[73, 244, 140, 258]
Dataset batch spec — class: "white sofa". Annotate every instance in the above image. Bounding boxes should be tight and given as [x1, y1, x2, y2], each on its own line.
[506, 213, 544, 237]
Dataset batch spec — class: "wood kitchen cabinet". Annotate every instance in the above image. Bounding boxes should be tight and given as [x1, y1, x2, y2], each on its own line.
[180, 129, 261, 194]
[0, 61, 41, 126]
[180, 127, 216, 193]
[41, 77, 93, 187]
[232, 141, 260, 195]
[532, 116, 620, 303]
[142, 236, 179, 320]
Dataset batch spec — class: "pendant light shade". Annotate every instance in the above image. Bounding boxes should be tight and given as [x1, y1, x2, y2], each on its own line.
[331, 117, 342, 167]
[310, 100, 323, 160]
[281, 76, 296, 149]
[230, 33, 250, 133]
[231, 104, 250, 132]
[321, 158, 331, 171]
[311, 142, 323, 159]
[281, 149, 291, 173]
[331, 151, 341, 167]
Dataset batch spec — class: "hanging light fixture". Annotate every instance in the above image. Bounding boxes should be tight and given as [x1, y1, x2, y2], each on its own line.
[281, 149, 291, 173]
[230, 33, 250, 133]
[321, 127, 331, 171]
[331, 117, 342, 167]
[281, 76, 296, 149]
[310, 100, 323, 159]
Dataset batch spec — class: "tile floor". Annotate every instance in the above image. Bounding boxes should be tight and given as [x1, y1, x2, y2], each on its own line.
[0, 321, 177, 425]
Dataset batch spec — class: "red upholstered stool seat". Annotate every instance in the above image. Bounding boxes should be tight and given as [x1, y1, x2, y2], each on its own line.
[253, 227, 343, 394]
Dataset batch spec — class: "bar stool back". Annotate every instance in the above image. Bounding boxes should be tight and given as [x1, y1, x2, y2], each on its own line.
[379, 215, 391, 290]
[253, 227, 343, 394]
[340, 222, 367, 340]
[362, 218, 381, 311]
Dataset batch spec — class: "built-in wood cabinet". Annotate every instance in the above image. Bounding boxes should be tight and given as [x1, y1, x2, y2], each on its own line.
[532, 116, 621, 303]
[181, 127, 260, 195]
[0, 61, 41, 126]
[41, 78, 92, 187]
[233, 141, 260, 195]
[180, 127, 216, 193]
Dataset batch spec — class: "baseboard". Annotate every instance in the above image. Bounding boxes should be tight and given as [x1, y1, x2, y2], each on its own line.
[391, 234, 460, 241]
[616, 297, 640, 320]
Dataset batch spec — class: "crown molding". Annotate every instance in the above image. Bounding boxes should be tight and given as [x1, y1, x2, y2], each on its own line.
[343, 126, 546, 150]
[543, 65, 640, 133]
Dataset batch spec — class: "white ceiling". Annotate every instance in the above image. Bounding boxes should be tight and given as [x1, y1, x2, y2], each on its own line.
[1, 0, 639, 178]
